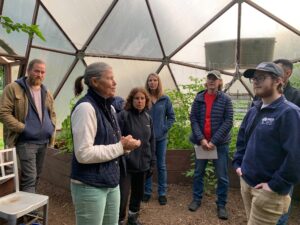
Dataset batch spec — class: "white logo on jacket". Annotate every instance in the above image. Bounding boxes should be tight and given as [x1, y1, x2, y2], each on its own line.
[261, 117, 274, 125]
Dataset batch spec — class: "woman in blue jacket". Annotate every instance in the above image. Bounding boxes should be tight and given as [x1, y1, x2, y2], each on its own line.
[143, 72, 175, 205]
[188, 71, 233, 220]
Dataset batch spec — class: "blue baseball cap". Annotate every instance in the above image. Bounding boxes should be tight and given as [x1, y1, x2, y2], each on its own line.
[243, 62, 283, 78]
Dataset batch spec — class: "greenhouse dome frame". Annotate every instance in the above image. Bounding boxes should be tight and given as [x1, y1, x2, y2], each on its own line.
[1, 0, 300, 126]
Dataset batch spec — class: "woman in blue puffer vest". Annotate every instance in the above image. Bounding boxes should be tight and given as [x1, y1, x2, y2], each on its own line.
[70, 62, 140, 225]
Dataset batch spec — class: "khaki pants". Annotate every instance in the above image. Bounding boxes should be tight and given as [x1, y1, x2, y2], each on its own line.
[240, 178, 290, 225]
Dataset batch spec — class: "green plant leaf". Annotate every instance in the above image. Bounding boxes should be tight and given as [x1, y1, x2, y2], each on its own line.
[0, 15, 46, 41]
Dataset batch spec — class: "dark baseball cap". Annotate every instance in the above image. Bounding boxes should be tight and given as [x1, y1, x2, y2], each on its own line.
[207, 70, 222, 79]
[243, 62, 283, 78]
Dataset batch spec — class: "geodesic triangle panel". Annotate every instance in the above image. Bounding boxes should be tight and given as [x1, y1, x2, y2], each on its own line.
[28, 48, 75, 93]
[158, 65, 177, 91]
[54, 60, 86, 127]
[241, 3, 300, 64]
[86, 0, 163, 58]
[41, 0, 113, 49]
[149, 0, 232, 55]
[226, 79, 251, 96]
[32, 6, 76, 53]
[170, 63, 208, 85]
[85, 57, 162, 96]
[172, 4, 238, 71]
[252, 0, 300, 31]
[0, 0, 35, 56]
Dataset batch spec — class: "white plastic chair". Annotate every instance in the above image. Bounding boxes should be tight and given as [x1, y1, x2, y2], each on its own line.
[0, 147, 49, 225]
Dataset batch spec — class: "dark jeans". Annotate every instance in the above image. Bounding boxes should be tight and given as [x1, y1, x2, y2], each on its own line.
[192, 144, 229, 207]
[144, 139, 167, 196]
[119, 172, 145, 221]
[276, 187, 294, 225]
[16, 142, 47, 193]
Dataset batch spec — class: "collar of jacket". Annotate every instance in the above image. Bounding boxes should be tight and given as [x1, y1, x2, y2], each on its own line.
[16, 77, 47, 93]
[130, 107, 146, 115]
[155, 94, 168, 102]
[87, 88, 114, 108]
[195, 89, 221, 102]
[253, 95, 286, 110]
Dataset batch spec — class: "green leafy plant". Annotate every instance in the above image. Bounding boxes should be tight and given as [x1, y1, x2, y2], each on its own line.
[55, 98, 78, 153]
[166, 76, 205, 150]
[230, 99, 249, 158]
[290, 63, 300, 89]
[0, 15, 45, 41]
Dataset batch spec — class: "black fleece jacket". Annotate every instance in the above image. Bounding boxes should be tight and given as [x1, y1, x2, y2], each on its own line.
[118, 109, 156, 173]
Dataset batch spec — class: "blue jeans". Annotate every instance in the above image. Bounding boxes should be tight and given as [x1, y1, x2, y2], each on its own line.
[192, 144, 229, 206]
[144, 139, 167, 196]
[276, 187, 293, 225]
[71, 182, 120, 225]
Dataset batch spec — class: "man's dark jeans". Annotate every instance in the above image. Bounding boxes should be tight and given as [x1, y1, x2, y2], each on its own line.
[192, 144, 229, 206]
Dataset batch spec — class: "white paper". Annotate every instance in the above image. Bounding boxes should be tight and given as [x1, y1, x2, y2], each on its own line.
[194, 145, 218, 159]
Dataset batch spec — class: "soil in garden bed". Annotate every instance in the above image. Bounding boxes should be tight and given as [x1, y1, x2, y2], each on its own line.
[37, 179, 300, 225]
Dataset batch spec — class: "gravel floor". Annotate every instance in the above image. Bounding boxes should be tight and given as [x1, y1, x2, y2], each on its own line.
[38, 179, 300, 225]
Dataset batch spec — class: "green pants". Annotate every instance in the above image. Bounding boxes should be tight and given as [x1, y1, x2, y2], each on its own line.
[71, 182, 120, 225]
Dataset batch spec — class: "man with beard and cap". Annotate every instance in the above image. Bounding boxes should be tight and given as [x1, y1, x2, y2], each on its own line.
[0, 59, 56, 193]
[232, 62, 300, 225]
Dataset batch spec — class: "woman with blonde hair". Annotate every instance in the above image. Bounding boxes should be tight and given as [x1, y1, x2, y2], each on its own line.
[143, 73, 175, 205]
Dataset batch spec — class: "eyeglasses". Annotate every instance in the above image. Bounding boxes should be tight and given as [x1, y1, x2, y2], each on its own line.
[249, 74, 272, 83]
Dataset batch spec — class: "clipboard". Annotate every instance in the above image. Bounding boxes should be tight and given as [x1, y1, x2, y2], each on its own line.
[194, 145, 218, 159]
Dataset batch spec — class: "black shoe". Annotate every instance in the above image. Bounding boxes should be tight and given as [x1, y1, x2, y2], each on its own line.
[217, 206, 228, 220]
[158, 195, 167, 205]
[119, 220, 126, 225]
[127, 219, 142, 225]
[127, 212, 142, 225]
[188, 200, 201, 212]
[142, 194, 151, 202]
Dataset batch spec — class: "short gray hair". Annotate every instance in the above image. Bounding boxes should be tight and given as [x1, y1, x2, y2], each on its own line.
[83, 62, 112, 86]
[74, 62, 112, 96]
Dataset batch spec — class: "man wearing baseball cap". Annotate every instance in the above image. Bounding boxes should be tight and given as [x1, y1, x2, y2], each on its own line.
[232, 62, 300, 224]
[188, 70, 233, 220]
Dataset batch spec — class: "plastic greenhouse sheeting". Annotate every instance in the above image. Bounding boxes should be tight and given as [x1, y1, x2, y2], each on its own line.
[0, 0, 300, 127]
